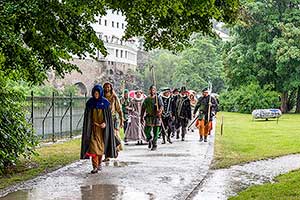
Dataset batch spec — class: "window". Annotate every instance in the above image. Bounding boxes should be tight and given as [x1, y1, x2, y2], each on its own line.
[116, 49, 119, 57]
[125, 51, 128, 58]
[104, 19, 107, 26]
[112, 21, 114, 27]
[117, 22, 119, 28]
[122, 23, 124, 29]
[120, 50, 123, 58]
[99, 19, 101, 25]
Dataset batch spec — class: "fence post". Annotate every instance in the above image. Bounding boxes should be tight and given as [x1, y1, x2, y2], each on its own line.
[31, 91, 34, 130]
[52, 92, 55, 142]
[70, 93, 73, 138]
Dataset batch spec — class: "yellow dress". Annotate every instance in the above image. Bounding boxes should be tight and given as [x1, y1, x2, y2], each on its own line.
[88, 109, 105, 155]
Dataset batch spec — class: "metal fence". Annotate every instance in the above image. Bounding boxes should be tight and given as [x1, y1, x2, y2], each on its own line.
[26, 92, 87, 142]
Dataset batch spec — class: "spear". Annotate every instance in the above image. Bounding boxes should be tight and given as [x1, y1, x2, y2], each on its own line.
[150, 65, 167, 134]
[207, 82, 212, 125]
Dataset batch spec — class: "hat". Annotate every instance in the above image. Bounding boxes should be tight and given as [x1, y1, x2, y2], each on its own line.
[161, 87, 170, 92]
[180, 86, 187, 92]
[123, 89, 129, 94]
[202, 87, 209, 93]
[172, 88, 179, 93]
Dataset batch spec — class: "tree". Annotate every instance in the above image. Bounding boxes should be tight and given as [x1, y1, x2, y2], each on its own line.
[0, 0, 239, 172]
[0, 0, 239, 84]
[142, 50, 180, 90]
[174, 35, 225, 93]
[139, 35, 225, 93]
[223, 0, 300, 113]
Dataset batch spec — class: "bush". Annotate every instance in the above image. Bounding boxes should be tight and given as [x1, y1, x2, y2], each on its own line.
[0, 74, 38, 174]
[220, 83, 280, 113]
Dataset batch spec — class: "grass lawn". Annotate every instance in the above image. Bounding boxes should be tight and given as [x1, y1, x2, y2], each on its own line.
[0, 138, 81, 190]
[213, 112, 300, 169]
[229, 169, 300, 200]
[0, 127, 126, 190]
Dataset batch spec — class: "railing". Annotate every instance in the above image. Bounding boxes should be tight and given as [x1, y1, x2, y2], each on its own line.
[26, 92, 87, 142]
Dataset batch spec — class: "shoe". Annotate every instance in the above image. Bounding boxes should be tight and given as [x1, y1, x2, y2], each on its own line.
[148, 139, 152, 149]
[167, 137, 172, 144]
[103, 158, 110, 162]
[204, 136, 207, 142]
[199, 137, 203, 142]
[151, 140, 157, 151]
[176, 135, 179, 139]
[181, 138, 185, 141]
[162, 141, 166, 144]
[97, 165, 102, 171]
[91, 168, 98, 174]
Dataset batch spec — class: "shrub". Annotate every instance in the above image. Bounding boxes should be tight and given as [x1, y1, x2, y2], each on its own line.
[0, 74, 38, 174]
[220, 83, 280, 113]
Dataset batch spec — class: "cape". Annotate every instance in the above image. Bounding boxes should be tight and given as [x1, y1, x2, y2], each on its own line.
[80, 105, 119, 159]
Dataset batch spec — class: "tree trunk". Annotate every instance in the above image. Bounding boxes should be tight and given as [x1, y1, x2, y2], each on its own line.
[296, 86, 300, 113]
[280, 91, 288, 113]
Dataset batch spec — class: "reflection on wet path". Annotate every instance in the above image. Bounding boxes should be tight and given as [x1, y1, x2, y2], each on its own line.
[0, 131, 215, 200]
[1, 184, 153, 200]
[191, 154, 300, 200]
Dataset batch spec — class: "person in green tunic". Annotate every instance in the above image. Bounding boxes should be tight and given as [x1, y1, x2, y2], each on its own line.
[80, 85, 118, 174]
[141, 85, 163, 151]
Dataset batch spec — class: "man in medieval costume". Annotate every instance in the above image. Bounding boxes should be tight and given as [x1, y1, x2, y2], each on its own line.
[124, 90, 146, 145]
[159, 87, 173, 144]
[120, 89, 130, 134]
[103, 82, 123, 160]
[175, 86, 192, 141]
[80, 85, 118, 174]
[141, 85, 163, 151]
[193, 88, 218, 142]
[170, 88, 180, 138]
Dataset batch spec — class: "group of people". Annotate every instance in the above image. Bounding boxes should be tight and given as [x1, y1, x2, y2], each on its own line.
[80, 83, 218, 173]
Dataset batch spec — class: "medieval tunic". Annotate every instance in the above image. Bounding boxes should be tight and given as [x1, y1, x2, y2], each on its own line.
[160, 94, 173, 142]
[103, 82, 123, 152]
[88, 109, 105, 155]
[125, 97, 146, 141]
[80, 96, 118, 160]
[142, 95, 163, 144]
[105, 92, 123, 130]
[175, 95, 192, 139]
[193, 95, 218, 137]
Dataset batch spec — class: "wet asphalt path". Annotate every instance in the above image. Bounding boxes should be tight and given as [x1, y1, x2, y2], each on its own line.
[0, 129, 215, 200]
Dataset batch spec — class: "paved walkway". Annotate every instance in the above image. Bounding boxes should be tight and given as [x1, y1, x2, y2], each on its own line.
[0, 129, 215, 200]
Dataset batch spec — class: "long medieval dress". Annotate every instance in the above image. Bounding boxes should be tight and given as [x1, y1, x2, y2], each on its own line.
[103, 82, 123, 152]
[124, 96, 146, 142]
[80, 85, 119, 171]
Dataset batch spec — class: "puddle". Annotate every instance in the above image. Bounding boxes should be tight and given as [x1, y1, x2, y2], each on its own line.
[191, 154, 300, 200]
[134, 153, 191, 157]
[104, 161, 140, 167]
[0, 184, 154, 200]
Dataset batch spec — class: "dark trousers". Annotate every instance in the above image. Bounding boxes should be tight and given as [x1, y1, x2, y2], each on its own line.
[176, 118, 189, 139]
[161, 117, 172, 141]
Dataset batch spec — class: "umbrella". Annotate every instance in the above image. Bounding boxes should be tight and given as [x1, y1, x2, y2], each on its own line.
[128, 90, 147, 98]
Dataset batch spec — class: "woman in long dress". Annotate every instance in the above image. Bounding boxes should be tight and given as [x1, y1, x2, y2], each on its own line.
[125, 90, 146, 145]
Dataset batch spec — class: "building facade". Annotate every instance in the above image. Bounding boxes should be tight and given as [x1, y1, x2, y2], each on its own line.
[92, 10, 139, 73]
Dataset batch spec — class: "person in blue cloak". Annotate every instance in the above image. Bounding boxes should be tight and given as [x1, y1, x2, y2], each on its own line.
[80, 84, 119, 174]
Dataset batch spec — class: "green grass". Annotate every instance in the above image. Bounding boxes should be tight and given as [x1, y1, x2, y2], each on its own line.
[213, 112, 300, 169]
[0, 128, 126, 190]
[0, 139, 81, 189]
[229, 169, 300, 200]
